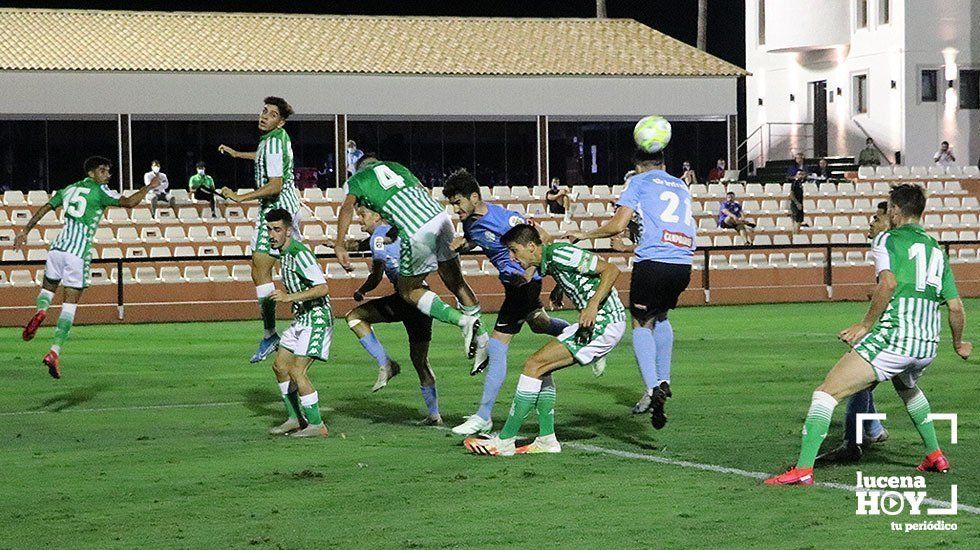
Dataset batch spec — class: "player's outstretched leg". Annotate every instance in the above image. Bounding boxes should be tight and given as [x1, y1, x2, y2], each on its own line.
[896, 384, 949, 473]
[454, 335, 508, 435]
[410, 343, 442, 426]
[346, 309, 400, 392]
[23, 284, 56, 341]
[270, 348, 305, 435]
[250, 252, 280, 363]
[435, 258, 491, 371]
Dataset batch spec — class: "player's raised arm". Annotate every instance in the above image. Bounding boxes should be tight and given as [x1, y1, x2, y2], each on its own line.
[354, 261, 386, 302]
[271, 282, 329, 304]
[13, 203, 54, 247]
[334, 194, 357, 270]
[570, 205, 633, 242]
[118, 176, 160, 208]
[218, 144, 256, 160]
[221, 176, 282, 203]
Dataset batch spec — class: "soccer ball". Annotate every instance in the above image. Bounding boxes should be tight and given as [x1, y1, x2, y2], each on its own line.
[633, 115, 672, 154]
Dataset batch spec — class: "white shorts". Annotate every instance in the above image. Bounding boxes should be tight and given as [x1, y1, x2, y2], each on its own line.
[44, 249, 87, 289]
[281, 322, 332, 362]
[251, 207, 303, 256]
[399, 212, 458, 277]
[858, 348, 934, 388]
[558, 320, 626, 365]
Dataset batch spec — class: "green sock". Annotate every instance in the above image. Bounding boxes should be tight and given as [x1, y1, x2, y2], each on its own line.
[35, 289, 54, 311]
[499, 375, 542, 440]
[259, 296, 277, 335]
[420, 291, 463, 327]
[905, 390, 940, 454]
[278, 381, 302, 419]
[300, 392, 323, 425]
[796, 391, 837, 469]
[52, 304, 76, 350]
[536, 377, 557, 437]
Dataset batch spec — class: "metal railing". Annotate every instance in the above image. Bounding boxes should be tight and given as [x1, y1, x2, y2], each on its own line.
[852, 119, 896, 166]
[736, 122, 815, 173]
[3, 240, 977, 317]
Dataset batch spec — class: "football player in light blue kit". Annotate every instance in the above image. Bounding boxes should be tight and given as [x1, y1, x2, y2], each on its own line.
[345, 204, 441, 425]
[442, 170, 572, 435]
[572, 148, 696, 429]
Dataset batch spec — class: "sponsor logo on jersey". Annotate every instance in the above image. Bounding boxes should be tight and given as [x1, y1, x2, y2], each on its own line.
[661, 230, 693, 248]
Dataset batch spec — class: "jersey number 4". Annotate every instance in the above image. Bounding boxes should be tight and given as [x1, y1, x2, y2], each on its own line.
[909, 243, 944, 293]
[63, 187, 91, 219]
[374, 165, 405, 190]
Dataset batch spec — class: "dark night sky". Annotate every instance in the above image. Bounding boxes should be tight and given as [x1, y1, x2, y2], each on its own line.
[8, 0, 745, 67]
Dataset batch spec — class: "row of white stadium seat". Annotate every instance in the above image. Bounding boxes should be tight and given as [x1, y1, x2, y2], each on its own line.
[858, 164, 980, 179]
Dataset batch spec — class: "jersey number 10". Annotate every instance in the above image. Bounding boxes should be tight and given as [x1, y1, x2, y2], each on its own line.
[909, 243, 944, 294]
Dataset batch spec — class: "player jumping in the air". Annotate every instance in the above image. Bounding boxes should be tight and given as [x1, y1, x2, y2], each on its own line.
[464, 224, 626, 456]
[217, 96, 303, 364]
[334, 155, 492, 372]
[766, 184, 971, 485]
[441, 170, 573, 436]
[570, 148, 696, 429]
[345, 203, 442, 426]
[16, 156, 159, 378]
[264, 208, 332, 438]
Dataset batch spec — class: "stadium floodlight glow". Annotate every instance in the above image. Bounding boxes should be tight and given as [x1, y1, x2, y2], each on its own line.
[942, 47, 958, 83]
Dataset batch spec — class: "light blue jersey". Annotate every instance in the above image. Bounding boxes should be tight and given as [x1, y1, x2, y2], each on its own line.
[370, 224, 401, 283]
[615, 169, 696, 265]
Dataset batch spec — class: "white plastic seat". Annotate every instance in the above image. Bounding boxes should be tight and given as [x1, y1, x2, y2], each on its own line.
[135, 266, 159, 283]
[753, 235, 772, 246]
[116, 227, 139, 244]
[208, 265, 233, 282]
[875, 166, 893, 179]
[511, 186, 533, 200]
[235, 225, 254, 242]
[27, 248, 47, 261]
[178, 208, 201, 223]
[314, 206, 336, 222]
[326, 263, 350, 279]
[231, 264, 252, 282]
[221, 245, 245, 256]
[813, 216, 832, 230]
[125, 246, 147, 258]
[763, 183, 783, 197]
[149, 246, 171, 258]
[837, 182, 856, 195]
[9, 269, 34, 286]
[106, 209, 129, 224]
[186, 226, 209, 242]
[857, 166, 875, 179]
[158, 266, 183, 283]
[183, 265, 208, 282]
[847, 233, 865, 244]
[961, 166, 980, 178]
[748, 253, 768, 268]
[173, 245, 195, 257]
[164, 226, 188, 242]
[101, 247, 123, 259]
[891, 166, 910, 178]
[713, 235, 733, 247]
[303, 188, 324, 202]
[198, 245, 219, 256]
[909, 166, 929, 178]
[786, 252, 807, 267]
[791, 234, 810, 245]
[928, 165, 947, 177]
[772, 234, 791, 246]
[2, 249, 25, 262]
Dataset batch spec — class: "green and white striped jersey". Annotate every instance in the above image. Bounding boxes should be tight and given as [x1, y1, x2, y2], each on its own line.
[857, 224, 958, 359]
[540, 242, 626, 329]
[47, 178, 121, 259]
[255, 127, 301, 215]
[345, 161, 444, 236]
[279, 239, 333, 327]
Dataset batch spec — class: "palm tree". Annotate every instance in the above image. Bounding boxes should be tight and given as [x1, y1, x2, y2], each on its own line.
[596, 0, 607, 19]
[697, 0, 707, 51]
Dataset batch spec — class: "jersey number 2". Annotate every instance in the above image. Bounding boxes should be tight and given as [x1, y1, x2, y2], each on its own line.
[63, 187, 91, 219]
[374, 165, 405, 190]
[909, 243, 943, 293]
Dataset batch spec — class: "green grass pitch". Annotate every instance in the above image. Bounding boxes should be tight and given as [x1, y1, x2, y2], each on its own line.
[1, 300, 977, 548]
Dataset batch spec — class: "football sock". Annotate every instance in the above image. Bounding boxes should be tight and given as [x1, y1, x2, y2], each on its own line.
[420, 384, 439, 416]
[35, 289, 54, 312]
[499, 374, 542, 440]
[631, 328, 658, 390]
[52, 303, 76, 353]
[536, 375, 557, 437]
[796, 391, 838, 469]
[476, 338, 508, 421]
[903, 389, 940, 454]
[256, 283, 277, 338]
[358, 332, 390, 368]
[300, 392, 323, 425]
[278, 380, 302, 419]
[460, 304, 481, 317]
[417, 291, 463, 327]
[546, 317, 571, 337]
[652, 318, 674, 384]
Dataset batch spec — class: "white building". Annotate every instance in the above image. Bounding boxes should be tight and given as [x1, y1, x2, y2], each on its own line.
[745, 0, 980, 168]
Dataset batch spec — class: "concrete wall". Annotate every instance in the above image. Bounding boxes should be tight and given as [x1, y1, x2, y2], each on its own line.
[0, 72, 737, 118]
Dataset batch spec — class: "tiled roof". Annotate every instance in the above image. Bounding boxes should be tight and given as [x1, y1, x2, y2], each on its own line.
[0, 8, 747, 77]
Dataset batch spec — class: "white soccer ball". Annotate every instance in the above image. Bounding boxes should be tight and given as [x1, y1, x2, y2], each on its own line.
[633, 115, 672, 154]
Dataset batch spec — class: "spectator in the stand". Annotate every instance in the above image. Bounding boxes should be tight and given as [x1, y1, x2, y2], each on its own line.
[680, 161, 698, 186]
[718, 191, 756, 244]
[188, 161, 218, 217]
[857, 137, 882, 166]
[545, 177, 573, 223]
[809, 158, 833, 185]
[707, 159, 727, 182]
[785, 152, 807, 179]
[146, 160, 175, 218]
[345, 140, 363, 177]
[933, 141, 956, 166]
[788, 170, 808, 233]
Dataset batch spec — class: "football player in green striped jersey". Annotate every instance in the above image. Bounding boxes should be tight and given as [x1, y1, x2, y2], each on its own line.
[464, 224, 626, 456]
[767, 184, 971, 485]
[218, 96, 304, 364]
[335, 154, 492, 373]
[15, 156, 159, 378]
[264, 208, 332, 438]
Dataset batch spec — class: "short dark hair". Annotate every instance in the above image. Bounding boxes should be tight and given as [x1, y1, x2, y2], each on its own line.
[941, 140, 949, 146]
[264, 96, 294, 119]
[876, 200, 888, 211]
[150, 159, 160, 166]
[726, 191, 735, 197]
[196, 161, 206, 169]
[442, 169, 481, 199]
[889, 184, 926, 218]
[265, 208, 293, 225]
[633, 148, 665, 166]
[501, 223, 542, 247]
[355, 153, 377, 170]
[84, 156, 112, 173]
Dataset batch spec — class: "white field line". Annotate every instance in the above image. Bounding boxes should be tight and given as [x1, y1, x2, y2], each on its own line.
[2, 401, 975, 514]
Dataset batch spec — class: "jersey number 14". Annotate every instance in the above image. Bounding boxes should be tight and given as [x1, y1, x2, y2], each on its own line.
[909, 243, 944, 294]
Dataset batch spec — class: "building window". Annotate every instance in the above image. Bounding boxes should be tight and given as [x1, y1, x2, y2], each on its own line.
[758, 0, 765, 46]
[856, 0, 868, 29]
[879, 0, 890, 24]
[960, 70, 980, 109]
[854, 74, 868, 114]
[920, 69, 939, 102]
